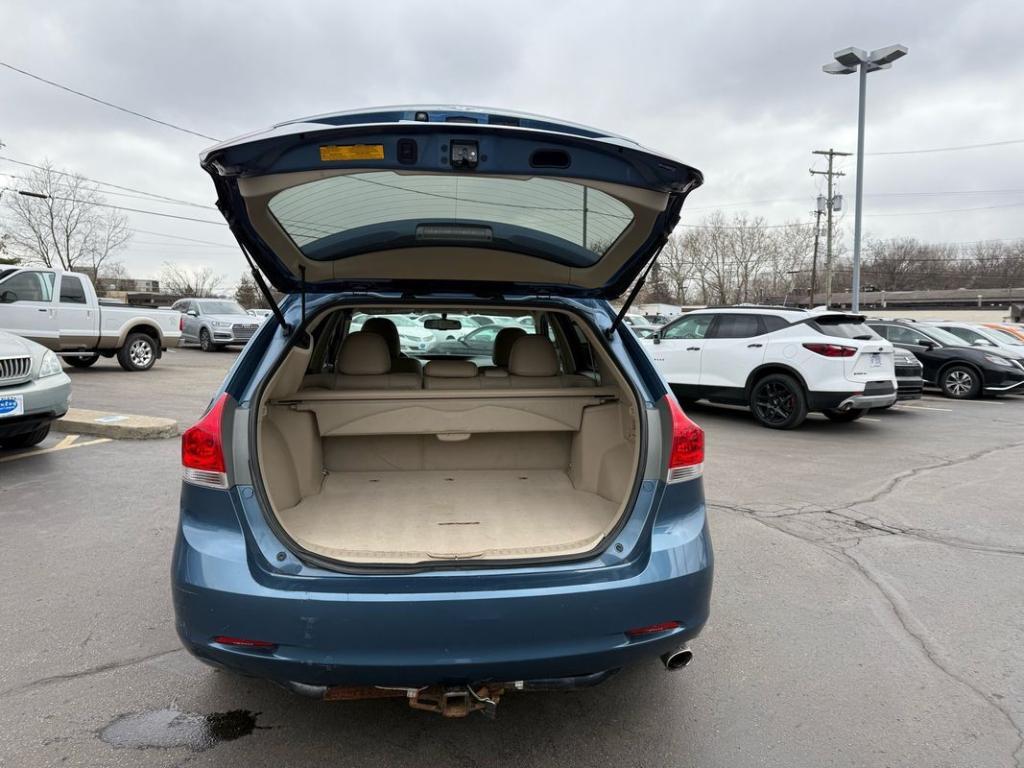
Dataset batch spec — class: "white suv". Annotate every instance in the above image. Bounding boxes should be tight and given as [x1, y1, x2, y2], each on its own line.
[642, 307, 898, 428]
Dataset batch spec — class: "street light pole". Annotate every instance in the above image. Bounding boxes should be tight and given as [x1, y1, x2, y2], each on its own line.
[823, 44, 908, 313]
[851, 63, 868, 313]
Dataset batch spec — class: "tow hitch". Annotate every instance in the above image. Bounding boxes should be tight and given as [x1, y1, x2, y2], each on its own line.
[324, 684, 510, 719]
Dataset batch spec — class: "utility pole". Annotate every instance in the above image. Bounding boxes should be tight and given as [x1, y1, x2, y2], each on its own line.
[810, 148, 850, 307]
[809, 200, 824, 306]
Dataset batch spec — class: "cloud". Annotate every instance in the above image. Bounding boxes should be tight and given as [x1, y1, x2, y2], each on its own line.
[2, 0, 1021, 282]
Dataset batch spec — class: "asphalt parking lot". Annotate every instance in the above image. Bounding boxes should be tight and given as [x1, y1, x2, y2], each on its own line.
[1, 348, 1022, 767]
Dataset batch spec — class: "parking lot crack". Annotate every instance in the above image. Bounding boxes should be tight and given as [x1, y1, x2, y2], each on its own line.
[0, 647, 183, 699]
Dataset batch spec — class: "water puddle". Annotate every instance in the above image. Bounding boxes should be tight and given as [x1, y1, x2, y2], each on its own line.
[99, 708, 260, 751]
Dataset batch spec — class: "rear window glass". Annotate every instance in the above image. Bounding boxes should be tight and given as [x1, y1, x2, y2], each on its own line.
[811, 318, 880, 340]
[268, 172, 634, 265]
[347, 311, 536, 363]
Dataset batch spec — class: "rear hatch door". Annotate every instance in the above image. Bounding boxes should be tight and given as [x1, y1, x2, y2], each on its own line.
[809, 313, 895, 382]
[201, 106, 702, 298]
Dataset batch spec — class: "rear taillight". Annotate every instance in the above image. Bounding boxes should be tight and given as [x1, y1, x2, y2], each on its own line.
[181, 393, 230, 489]
[803, 342, 857, 358]
[179, 314, 184, 332]
[213, 635, 277, 651]
[666, 396, 703, 483]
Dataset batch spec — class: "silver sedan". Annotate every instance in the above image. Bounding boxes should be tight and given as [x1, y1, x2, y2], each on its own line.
[0, 329, 72, 449]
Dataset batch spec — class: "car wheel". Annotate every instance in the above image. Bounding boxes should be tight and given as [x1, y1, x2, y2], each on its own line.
[823, 408, 868, 422]
[199, 329, 217, 352]
[1, 423, 50, 449]
[117, 333, 157, 371]
[940, 365, 981, 399]
[66, 354, 99, 368]
[750, 374, 808, 429]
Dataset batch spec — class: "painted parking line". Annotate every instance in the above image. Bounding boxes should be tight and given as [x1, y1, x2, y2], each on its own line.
[896, 403, 953, 412]
[0, 433, 112, 464]
[923, 396, 1004, 405]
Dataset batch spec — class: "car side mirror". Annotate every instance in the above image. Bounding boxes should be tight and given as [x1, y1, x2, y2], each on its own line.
[915, 339, 935, 350]
[972, 339, 994, 347]
[652, 332, 661, 345]
[187, 310, 199, 317]
[0, 290, 16, 304]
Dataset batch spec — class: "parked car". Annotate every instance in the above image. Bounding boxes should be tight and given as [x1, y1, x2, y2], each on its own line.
[0, 329, 72, 449]
[867, 319, 1024, 398]
[891, 347, 924, 403]
[926, 321, 1024, 358]
[983, 323, 1024, 343]
[623, 313, 658, 335]
[172, 106, 712, 716]
[643, 306, 897, 428]
[426, 323, 508, 357]
[172, 298, 261, 352]
[354, 313, 435, 352]
[0, 268, 181, 371]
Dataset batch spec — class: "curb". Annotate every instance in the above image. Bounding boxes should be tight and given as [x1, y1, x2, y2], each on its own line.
[56, 408, 179, 440]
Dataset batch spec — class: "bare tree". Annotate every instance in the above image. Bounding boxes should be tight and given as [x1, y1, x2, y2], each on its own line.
[3, 161, 131, 272]
[160, 263, 225, 297]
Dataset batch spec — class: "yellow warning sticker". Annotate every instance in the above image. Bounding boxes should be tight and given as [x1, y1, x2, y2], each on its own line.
[319, 144, 385, 161]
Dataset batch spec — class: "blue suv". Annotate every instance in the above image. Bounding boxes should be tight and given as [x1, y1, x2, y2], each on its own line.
[172, 106, 713, 717]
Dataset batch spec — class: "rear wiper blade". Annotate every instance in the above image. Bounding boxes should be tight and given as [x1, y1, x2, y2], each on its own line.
[853, 334, 874, 340]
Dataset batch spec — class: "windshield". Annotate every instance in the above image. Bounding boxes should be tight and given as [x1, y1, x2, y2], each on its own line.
[349, 311, 537, 361]
[199, 301, 247, 315]
[920, 325, 970, 346]
[985, 327, 1024, 346]
[267, 172, 634, 265]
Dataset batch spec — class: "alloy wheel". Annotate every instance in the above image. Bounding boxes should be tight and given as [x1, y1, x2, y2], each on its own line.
[945, 369, 974, 396]
[753, 381, 796, 425]
[129, 339, 154, 368]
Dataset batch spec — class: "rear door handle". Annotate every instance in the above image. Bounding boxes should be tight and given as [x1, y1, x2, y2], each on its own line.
[37, 308, 48, 312]
[747, 343, 763, 348]
[686, 346, 700, 351]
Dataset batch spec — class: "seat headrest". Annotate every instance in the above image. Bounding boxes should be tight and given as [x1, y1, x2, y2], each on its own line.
[360, 317, 401, 359]
[424, 359, 478, 378]
[492, 326, 527, 368]
[508, 335, 560, 377]
[337, 332, 391, 375]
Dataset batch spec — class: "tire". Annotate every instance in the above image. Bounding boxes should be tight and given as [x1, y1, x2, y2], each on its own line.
[199, 328, 216, 352]
[117, 332, 157, 371]
[823, 408, 868, 422]
[1, 423, 50, 449]
[749, 374, 808, 429]
[939, 365, 981, 399]
[66, 354, 99, 368]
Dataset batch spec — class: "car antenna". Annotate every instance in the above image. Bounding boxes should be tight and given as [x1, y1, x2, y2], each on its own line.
[606, 243, 665, 340]
[239, 243, 292, 336]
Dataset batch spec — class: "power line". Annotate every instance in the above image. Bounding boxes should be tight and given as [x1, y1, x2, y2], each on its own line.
[0, 155, 213, 208]
[867, 137, 1024, 156]
[131, 228, 238, 247]
[0, 62, 219, 142]
[33, 194, 226, 225]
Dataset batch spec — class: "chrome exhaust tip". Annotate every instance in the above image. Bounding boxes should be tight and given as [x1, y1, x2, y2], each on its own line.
[660, 646, 693, 671]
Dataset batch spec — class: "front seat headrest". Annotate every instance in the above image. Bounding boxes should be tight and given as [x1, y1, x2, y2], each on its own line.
[336, 332, 391, 375]
[361, 317, 401, 359]
[492, 326, 527, 368]
[508, 335, 560, 377]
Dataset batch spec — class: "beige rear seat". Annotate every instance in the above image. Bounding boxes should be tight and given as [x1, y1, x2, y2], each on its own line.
[480, 326, 526, 377]
[423, 359, 482, 389]
[331, 332, 422, 390]
[481, 335, 596, 389]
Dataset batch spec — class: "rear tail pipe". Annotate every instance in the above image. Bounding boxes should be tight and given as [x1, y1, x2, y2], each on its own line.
[660, 646, 693, 671]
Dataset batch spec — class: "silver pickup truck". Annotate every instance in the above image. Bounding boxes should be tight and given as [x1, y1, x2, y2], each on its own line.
[0, 268, 181, 371]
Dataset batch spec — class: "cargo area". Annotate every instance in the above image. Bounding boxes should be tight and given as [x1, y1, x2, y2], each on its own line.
[254, 307, 642, 565]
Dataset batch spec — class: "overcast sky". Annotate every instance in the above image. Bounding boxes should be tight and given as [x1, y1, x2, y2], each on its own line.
[2, 0, 1022, 283]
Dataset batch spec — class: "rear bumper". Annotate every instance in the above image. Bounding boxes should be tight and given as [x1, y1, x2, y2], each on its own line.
[171, 483, 713, 688]
[808, 381, 897, 411]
